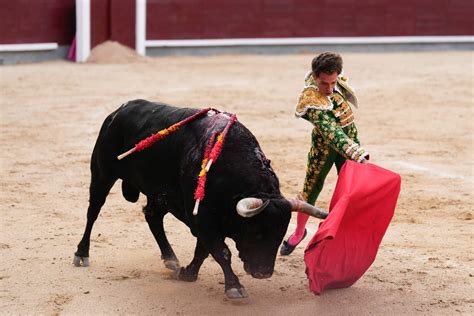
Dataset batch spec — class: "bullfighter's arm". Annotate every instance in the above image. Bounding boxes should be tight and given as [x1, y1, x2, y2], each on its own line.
[305, 108, 369, 163]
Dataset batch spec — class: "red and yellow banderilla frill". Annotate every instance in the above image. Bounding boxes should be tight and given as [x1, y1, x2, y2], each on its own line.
[193, 114, 237, 215]
[117, 107, 214, 160]
[116, 108, 237, 216]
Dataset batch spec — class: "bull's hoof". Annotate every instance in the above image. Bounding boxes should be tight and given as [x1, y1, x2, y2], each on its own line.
[225, 287, 248, 299]
[175, 267, 198, 282]
[73, 255, 90, 267]
[164, 259, 180, 271]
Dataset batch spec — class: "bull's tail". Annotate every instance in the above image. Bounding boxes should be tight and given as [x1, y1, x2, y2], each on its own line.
[122, 181, 140, 202]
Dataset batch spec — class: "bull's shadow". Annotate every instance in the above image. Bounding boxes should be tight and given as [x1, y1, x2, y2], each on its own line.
[74, 100, 326, 299]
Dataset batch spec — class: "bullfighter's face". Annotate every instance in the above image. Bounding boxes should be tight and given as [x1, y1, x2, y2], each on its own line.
[313, 71, 338, 96]
[235, 199, 291, 279]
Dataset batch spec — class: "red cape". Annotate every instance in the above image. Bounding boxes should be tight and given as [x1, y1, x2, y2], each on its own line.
[304, 161, 401, 294]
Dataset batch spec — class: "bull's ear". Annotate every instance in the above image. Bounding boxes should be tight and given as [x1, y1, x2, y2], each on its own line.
[236, 198, 270, 218]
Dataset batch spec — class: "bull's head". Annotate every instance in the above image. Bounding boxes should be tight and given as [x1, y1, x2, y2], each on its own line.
[234, 197, 328, 279]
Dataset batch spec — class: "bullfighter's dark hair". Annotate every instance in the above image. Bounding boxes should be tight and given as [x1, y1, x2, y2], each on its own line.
[311, 52, 343, 76]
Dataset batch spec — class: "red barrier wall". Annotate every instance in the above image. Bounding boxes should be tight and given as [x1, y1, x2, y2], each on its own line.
[90, 0, 135, 49]
[0, 0, 135, 49]
[0, 0, 75, 45]
[0, 0, 472, 48]
[91, 0, 111, 48]
[146, 0, 474, 40]
[110, 0, 135, 49]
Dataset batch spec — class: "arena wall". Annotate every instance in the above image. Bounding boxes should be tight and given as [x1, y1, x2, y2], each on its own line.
[1, 0, 473, 47]
[0, 0, 75, 45]
[0, 0, 472, 64]
[145, 0, 473, 40]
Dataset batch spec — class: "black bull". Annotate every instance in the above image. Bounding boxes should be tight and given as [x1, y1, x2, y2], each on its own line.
[74, 100, 327, 299]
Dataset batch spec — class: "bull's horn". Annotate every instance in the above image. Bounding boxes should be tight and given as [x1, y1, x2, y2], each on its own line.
[288, 198, 328, 219]
[236, 198, 270, 218]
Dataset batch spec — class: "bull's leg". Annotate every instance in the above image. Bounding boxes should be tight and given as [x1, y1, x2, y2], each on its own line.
[208, 241, 248, 299]
[176, 239, 209, 281]
[143, 199, 180, 271]
[74, 174, 116, 267]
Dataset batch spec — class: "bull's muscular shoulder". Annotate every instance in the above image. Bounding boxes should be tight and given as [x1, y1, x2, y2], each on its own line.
[110, 100, 195, 129]
[295, 86, 333, 117]
[115, 100, 179, 118]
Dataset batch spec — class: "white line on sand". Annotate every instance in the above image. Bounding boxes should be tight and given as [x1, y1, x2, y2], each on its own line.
[391, 160, 471, 182]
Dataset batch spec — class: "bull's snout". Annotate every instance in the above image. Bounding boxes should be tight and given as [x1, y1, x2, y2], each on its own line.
[252, 271, 272, 279]
[244, 262, 273, 279]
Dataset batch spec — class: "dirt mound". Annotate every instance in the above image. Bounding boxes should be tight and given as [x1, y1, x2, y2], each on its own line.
[86, 41, 147, 64]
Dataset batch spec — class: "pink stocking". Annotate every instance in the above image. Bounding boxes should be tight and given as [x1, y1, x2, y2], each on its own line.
[288, 212, 310, 246]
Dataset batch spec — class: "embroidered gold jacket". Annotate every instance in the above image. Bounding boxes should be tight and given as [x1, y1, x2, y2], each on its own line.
[295, 71, 368, 162]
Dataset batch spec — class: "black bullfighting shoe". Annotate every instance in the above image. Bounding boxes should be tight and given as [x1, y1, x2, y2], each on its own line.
[279, 229, 307, 256]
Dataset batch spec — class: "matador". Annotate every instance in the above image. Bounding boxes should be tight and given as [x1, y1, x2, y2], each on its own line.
[280, 52, 370, 256]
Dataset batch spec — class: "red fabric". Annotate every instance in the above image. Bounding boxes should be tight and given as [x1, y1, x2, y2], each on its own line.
[304, 160, 401, 294]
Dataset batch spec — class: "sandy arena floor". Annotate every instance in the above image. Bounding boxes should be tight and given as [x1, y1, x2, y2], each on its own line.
[1, 49, 473, 315]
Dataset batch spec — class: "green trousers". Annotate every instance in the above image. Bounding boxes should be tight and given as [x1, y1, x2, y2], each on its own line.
[302, 129, 347, 205]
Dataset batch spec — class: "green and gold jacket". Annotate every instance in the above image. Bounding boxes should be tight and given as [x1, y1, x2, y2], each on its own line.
[295, 71, 368, 162]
